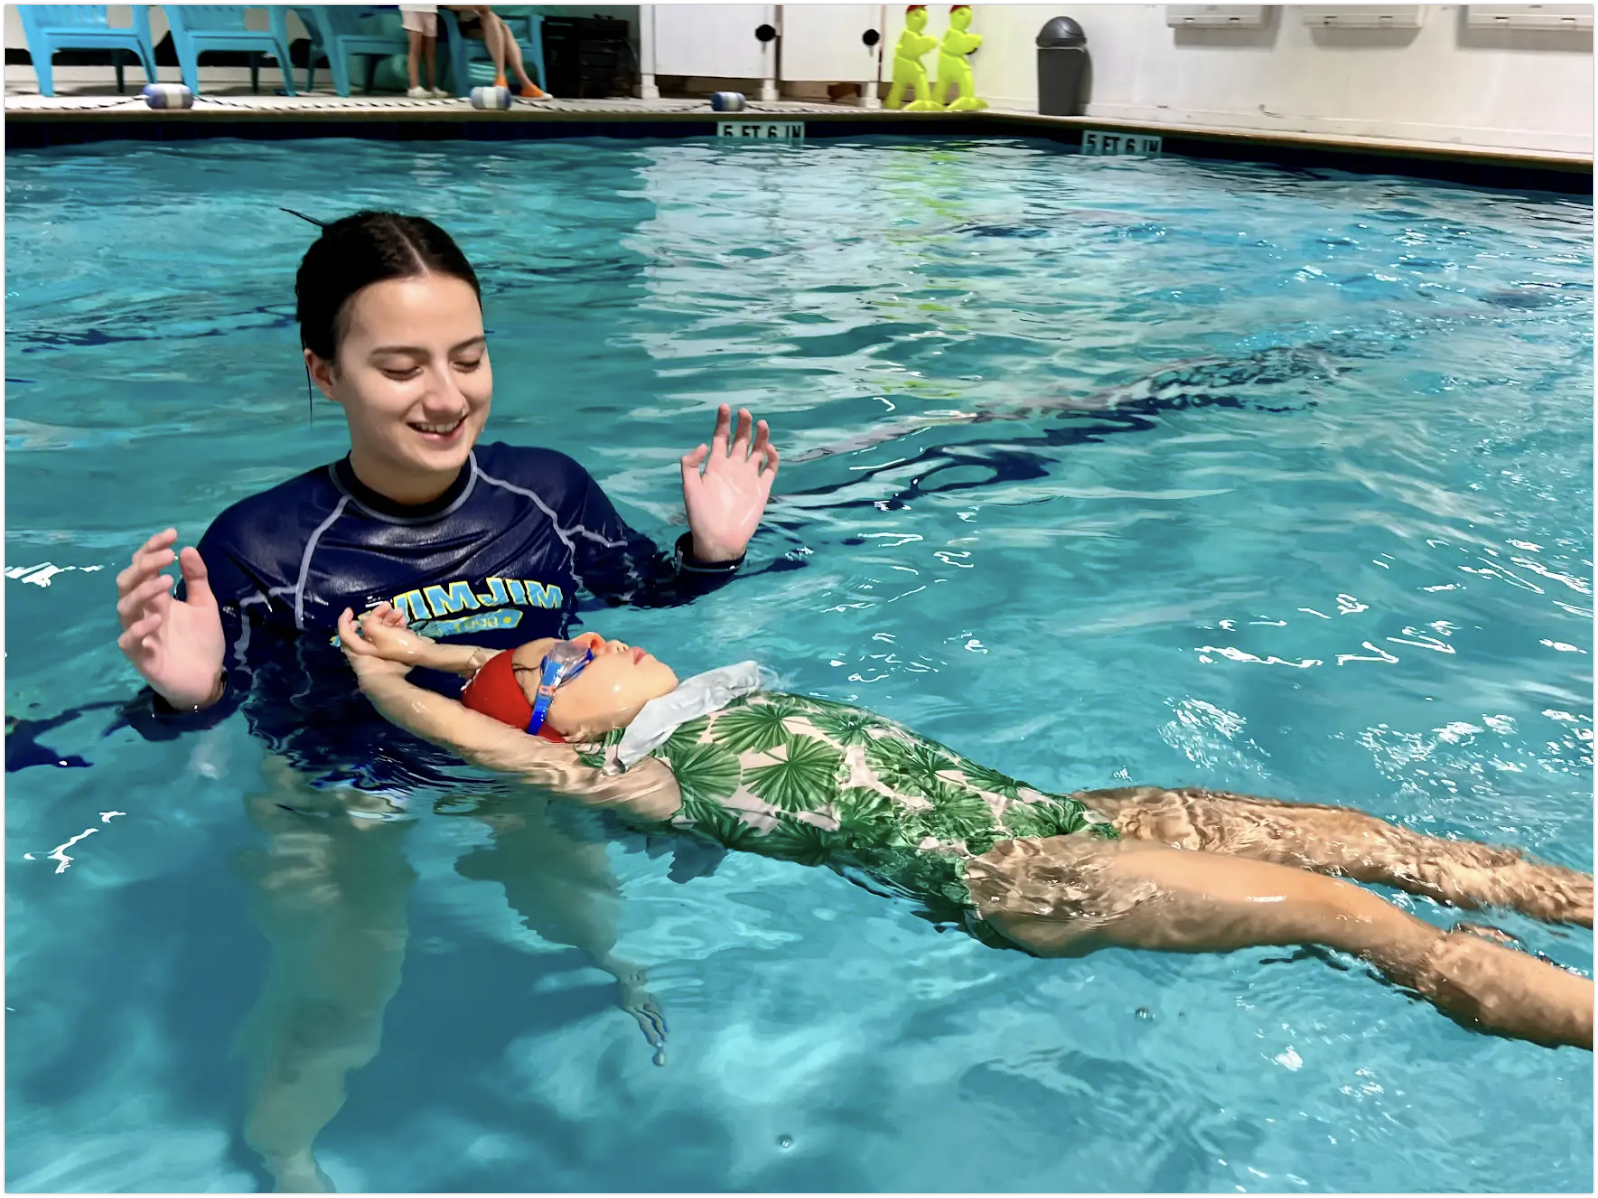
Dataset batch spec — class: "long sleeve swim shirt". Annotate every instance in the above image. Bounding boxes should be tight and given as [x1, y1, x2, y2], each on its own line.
[121, 443, 744, 787]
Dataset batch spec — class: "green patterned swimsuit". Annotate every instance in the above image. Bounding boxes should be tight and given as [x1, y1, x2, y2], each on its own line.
[580, 690, 1114, 921]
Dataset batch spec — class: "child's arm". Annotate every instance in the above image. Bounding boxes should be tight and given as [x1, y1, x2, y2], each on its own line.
[357, 668, 574, 781]
[398, 639, 497, 678]
[340, 608, 681, 819]
[344, 603, 495, 677]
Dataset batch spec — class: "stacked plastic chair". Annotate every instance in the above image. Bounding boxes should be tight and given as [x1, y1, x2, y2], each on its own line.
[163, 5, 298, 96]
[17, 5, 159, 97]
[291, 6, 412, 97]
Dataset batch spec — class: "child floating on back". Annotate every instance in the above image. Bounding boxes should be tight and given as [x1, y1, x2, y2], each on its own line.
[338, 603, 1594, 1051]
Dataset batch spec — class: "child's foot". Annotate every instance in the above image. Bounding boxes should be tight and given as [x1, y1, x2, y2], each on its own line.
[493, 74, 509, 89]
[407, 86, 430, 99]
[431, 87, 450, 99]
[520, 82, 549, 100]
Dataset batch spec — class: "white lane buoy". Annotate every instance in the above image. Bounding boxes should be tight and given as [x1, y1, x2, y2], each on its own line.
[470, 86, 514, 110]
[142, 83, 194, 109]
[710, 91, 747, 112]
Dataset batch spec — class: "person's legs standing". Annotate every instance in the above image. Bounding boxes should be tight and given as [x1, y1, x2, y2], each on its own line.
[405, 29, 423, 93]
[400, 8, 439, 97]
[233, 758, 418, 1191]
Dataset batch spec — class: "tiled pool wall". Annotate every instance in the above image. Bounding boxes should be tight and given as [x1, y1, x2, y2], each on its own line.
[5, 109, 1592, 196]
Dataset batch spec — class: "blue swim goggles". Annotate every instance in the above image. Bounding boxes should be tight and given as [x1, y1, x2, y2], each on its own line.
[514, 639, 594, 736]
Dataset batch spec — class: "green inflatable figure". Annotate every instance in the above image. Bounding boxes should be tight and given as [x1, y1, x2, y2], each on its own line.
[885, 5, 942, 111]
[934, 3, 987, 111]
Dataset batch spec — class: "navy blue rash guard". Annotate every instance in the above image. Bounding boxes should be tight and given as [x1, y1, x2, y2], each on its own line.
[121, 442, 743, 789]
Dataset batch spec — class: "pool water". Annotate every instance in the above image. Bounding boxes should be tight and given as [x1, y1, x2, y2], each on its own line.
[5, 137, 1592, 1192]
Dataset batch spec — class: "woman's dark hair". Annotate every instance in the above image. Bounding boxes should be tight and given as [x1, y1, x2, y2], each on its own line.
[293, 210, 481, 362]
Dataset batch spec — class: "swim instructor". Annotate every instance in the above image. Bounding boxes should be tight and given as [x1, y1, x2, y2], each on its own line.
[109, 210, 781, 1189]
[113, 210, 780, 775]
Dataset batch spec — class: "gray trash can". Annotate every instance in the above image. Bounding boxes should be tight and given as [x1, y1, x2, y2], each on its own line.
[1036, 17, 1087, 117]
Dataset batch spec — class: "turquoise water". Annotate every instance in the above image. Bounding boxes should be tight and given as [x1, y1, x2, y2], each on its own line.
[5, 137, 1592, 1192]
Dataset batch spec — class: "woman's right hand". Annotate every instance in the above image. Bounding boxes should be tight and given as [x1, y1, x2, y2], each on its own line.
[115, 529, 227, 710]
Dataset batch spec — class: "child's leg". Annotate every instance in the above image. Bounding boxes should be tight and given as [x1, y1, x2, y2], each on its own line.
[406, 29, 423, 91]
[968, 835, 1593, 1050]
[425, 35, 437, 91]
[1077, 785, 1593, 928]
[455, 796, 668, 1057]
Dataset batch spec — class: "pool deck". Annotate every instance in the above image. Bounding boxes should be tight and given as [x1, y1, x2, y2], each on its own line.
[5, 90, 1590, 191]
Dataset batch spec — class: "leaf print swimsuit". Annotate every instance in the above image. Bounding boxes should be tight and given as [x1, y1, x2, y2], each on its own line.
[587, 691, 1115, 926]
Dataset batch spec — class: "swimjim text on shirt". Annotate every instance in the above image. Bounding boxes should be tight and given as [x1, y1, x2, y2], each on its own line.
[381, 576, 564, 641]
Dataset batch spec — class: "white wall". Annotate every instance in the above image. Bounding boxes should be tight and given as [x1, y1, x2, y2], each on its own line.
[882, 3, 1592, 155]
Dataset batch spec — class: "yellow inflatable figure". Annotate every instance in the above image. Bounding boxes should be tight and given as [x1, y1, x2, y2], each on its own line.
[934, 4, 987, 112]
[886, 5, 942, 112]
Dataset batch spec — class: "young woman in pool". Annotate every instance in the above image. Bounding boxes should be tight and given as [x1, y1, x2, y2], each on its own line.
[115, 210, 778, 751]
[339, 606, 1594, 1052]
[110, 210, 779, 1191]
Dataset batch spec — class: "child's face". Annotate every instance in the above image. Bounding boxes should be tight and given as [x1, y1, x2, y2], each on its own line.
[511, 632, 679, 740]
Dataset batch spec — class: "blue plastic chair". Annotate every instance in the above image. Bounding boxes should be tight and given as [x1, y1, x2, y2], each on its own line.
[440, 7, 545, 97]
[291, 6, 410, 96]
[162, 5, 297, 96]
[17, 5, 159, 97]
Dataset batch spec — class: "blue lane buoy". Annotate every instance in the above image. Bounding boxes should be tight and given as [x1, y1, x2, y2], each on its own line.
[470, 86, 514, 110]
[142, 83, 194, 110]
[710, 91, 747, 112]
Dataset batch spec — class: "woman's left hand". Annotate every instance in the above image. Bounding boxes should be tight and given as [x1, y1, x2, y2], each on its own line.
[680, 404, 779, 563]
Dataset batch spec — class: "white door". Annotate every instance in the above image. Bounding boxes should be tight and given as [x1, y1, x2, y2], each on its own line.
[778, 4, 884, 84]
[650, 4, 778, 80]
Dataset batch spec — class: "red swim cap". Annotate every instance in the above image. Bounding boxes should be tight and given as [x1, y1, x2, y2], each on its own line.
[460, 650, 567, 743]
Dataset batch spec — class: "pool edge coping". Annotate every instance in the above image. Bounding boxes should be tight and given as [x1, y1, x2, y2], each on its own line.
[5, 101, 1590, 194]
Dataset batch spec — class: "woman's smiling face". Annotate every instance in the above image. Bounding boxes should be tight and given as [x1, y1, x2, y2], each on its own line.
[308, 272, 493, 504]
